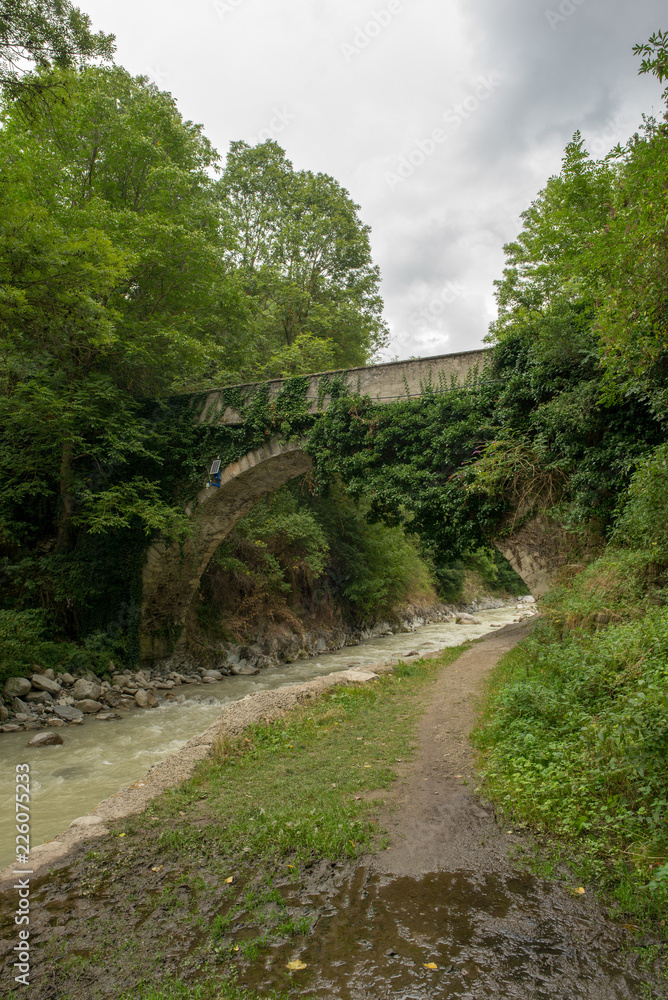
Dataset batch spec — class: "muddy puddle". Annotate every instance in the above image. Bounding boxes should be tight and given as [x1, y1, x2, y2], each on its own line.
[233, 867, 649, 999]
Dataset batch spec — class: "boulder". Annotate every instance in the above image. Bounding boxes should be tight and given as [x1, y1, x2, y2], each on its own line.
[26, 691, 53, 705]
[230, 661, 259, 676]
[146, 692, 158, 708]
[1, 723, 21, 732]
[4, 677, 31, 698]
[60, 673, 75, 685]
[455, 614, 482, 625]
[31, 674, 62, 695]
[26, 731, 64, 747]
[134, 689, 149, 708]
[42, 668, 56, 680]
[74, 699, 104, 714]
[93, 712, 118, 721]
[202, 669, 223, 680]
[0, 702, 7, 722]
[12, 696, 33, 716]
[72, 679, 102, 701]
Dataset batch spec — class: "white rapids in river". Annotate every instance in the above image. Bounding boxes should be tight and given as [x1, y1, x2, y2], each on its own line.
[0, 606, 526, 867]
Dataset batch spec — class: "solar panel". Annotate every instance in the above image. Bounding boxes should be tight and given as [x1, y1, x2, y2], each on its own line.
[209, 459, 221, 476]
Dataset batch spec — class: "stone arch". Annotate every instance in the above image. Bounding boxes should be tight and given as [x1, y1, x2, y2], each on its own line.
[140, 437, 312, 662]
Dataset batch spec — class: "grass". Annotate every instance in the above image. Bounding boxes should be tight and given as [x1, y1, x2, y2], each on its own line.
[145, 646, 465, 869]
[26, 646, 465, 1000]
[472, 548, 668, 935]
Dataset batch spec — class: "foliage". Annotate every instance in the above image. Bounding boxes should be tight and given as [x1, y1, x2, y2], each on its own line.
[195, 480, 440, 647]
[614, 442, 668, 560]
[0, 0, 115, 100]
[474, 553, 668, 927]
[217, 140, 389, 376]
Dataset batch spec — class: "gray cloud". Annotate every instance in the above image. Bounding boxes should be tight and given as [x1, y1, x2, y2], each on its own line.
[81, 0, 666, 360]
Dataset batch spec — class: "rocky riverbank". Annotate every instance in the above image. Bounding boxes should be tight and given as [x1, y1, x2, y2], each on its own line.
[0, 597, 535, 736]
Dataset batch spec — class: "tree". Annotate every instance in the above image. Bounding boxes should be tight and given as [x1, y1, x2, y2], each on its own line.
[0, 66, 239, 571]
[217, 141, 389, 375]
[0, 0, 114, 99]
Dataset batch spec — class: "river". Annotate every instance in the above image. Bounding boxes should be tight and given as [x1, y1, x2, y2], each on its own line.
[0, 606, 523, 868]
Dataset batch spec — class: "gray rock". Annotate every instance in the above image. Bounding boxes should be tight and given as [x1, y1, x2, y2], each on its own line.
[455, 614, 482, 625]
[12, 696, 33, 716]
[43, 668, 56, 680]
[26, 731, 64, 747]
[4, 677, 31, 698]
[60, 673, 75, 685]
[72, 679, 101, 701]
[74, 699, 104, 714]
[52, 704, 84, 721]
[0, 703, 8, 722]
[26, 690, 53, 704]
[134, 689, 149, 708]
[15, 713, 32, 722]
[1, 723, 21, 732]
[93, 712, 118, 721]
[202, 669, 223, 680]
[31, 674, 62, 695]
[49, 718, 66, 727]
[230, 661, 259, 676]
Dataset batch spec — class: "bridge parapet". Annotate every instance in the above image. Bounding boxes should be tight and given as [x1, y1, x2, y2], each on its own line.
[199, 347, 492, 426]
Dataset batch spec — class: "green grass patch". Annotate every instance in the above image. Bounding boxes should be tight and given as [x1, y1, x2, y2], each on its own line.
[146, 647, 465, 869]
[473, 552, 668, 931]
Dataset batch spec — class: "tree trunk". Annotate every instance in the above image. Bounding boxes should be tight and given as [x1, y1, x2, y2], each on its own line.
[55, 436, 74, 553]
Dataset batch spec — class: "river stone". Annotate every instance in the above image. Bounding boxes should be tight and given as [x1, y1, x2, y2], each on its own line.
[72, 678, 102, 701]
[12, 696, 33, 715]
[51, 704, 84, 722]
[230, 660, 259, 676]
[134, 689, 149, 708]
[74, 699, 104, 714]
[26, 690, 53, 704]
[202, 669, 223, 680]
[60, 672, 75, 685]
[4, 677, 31, 698]
[26, 731, 64, 747]
[455, 614, 482, 625]
[31, 673, 62, 695]
[94, 712, 118, 720]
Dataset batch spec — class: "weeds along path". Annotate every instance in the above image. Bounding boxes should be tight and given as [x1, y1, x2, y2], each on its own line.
[0, 624, 660, 999]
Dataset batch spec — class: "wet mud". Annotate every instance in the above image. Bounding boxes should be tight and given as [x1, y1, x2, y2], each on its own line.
[236, 866, 652, 999]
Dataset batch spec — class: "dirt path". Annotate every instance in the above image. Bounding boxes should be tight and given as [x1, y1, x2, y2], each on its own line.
[268, 623, 661, 999]
[372, 621, 531, 877]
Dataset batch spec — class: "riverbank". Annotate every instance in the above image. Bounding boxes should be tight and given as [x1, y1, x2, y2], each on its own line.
[1, 620, 662, 999]
[0, 598, 520, 736]
[0, 605, 530, 875]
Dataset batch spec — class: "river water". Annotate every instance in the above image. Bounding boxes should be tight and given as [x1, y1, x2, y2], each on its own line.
[0, 607, 523, 868]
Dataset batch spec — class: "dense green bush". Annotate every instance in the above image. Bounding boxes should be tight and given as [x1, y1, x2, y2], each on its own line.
[474, 551, 668, 924]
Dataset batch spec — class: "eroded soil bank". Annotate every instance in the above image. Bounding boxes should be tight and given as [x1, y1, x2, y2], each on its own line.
[0, 623, 663, 999]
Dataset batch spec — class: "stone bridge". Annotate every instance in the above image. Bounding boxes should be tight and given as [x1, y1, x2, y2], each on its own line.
[139, 348, 560, 663]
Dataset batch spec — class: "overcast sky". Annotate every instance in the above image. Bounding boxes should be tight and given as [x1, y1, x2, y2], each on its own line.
[81, 0, 666, 362]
